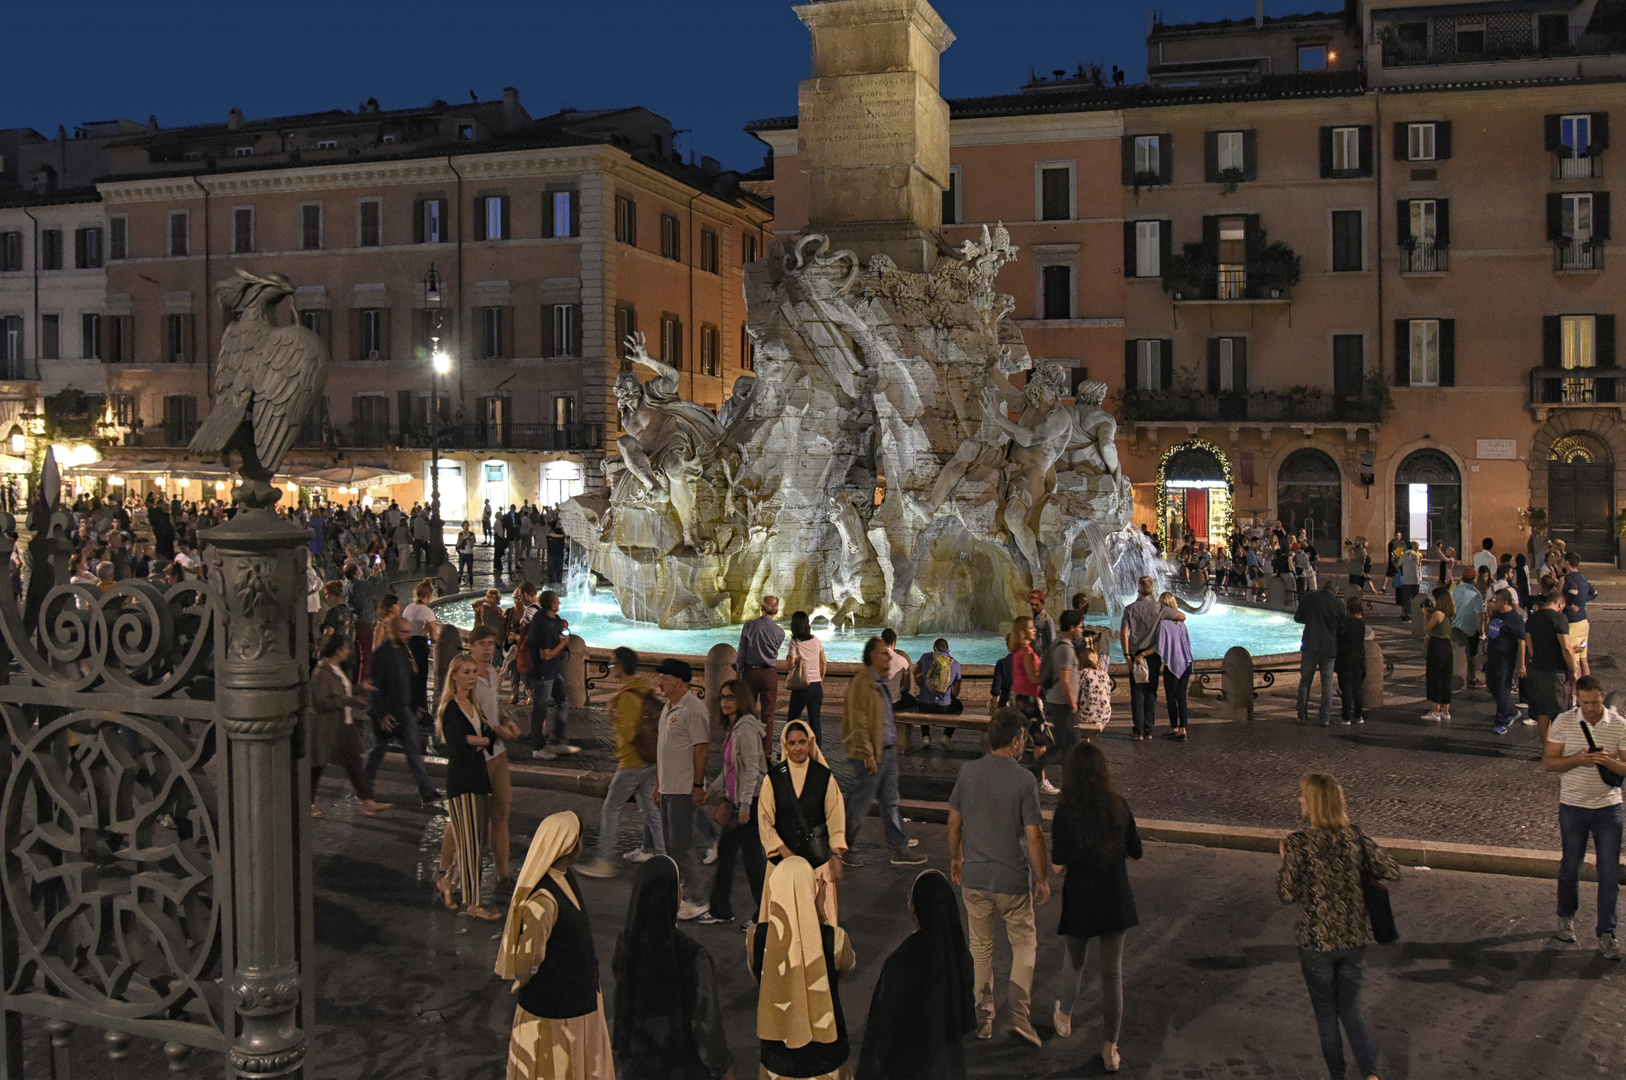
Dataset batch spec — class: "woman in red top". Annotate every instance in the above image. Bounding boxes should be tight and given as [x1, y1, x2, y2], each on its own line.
[1007, 615, 1042, 718]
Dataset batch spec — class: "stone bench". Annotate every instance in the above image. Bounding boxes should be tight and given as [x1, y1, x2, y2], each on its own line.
[891, 710, 988, 752]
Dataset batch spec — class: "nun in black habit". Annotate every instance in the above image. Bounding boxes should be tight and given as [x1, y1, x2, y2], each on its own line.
[855, 869, 976, 1080]
[610, 855, 733, 1080]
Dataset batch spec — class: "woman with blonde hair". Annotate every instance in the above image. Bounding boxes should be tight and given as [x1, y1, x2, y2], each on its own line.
[497, 811, 613, 1080]
[1005, 615, 1042, 718]
[748, 856, 857, 1080]
[1277, 773, 1400, 1080]
[434, 653, 502, 920]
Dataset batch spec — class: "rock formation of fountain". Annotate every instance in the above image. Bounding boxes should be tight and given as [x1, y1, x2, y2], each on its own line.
[558, 225, 1134, 634]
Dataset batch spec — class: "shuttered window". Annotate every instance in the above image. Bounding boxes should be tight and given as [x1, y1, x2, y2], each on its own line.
[301, 205, 322, 251]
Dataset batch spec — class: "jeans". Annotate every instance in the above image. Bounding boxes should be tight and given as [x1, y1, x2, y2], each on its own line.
[1041, 699, 1077, 782]
[1127, 653, 1162, 737]
[1396, 583, 1417, 619]
[1298, 946, 1379, 1080]
[785, 681, 824, 744]
[1297, 649, 1335, 723]
[743, 667, 780, 755]
[708, 805, 767, 920]
[963, 888, 1037, 1027]
[593, 764, 661, 863]
[408, 636, 432, 714]
[1485, 656, 1516, 727]
[1059, 931, 1125, 1043]
[1337, 669, 1365, 723]
[661, 793, 700, 901]
[458, 553, 474, 587]
[528, 673, 563, 747]
[844, 748, 910, 853]
[1558, 802, 1624, 938]
[362, 710, 437, 800]
[1161, 667, 1190, 729]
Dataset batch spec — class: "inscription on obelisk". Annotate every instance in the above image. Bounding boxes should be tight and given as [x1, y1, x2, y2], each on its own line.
[794, 0, 954, 272]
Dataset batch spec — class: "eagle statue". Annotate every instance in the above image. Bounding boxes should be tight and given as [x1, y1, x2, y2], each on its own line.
[189, 269, 329, 507]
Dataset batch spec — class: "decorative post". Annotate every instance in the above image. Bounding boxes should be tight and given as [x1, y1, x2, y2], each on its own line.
[207, 506, 312, 1079]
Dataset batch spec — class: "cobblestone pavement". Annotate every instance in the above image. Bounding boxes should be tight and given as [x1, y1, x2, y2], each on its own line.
[25, 781, 1626, 1079]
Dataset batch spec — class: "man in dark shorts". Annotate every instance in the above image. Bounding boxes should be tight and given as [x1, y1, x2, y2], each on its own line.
[1526, 589, 1577, 743]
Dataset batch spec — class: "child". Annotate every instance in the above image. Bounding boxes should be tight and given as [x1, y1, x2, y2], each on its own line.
[1076, 628, 1114, 732]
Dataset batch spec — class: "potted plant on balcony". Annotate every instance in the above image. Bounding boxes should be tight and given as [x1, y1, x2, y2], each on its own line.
[1161, 242, 1207, 300]
[1257, 238, 1302, 299]
[1219, 167, 1245, 197]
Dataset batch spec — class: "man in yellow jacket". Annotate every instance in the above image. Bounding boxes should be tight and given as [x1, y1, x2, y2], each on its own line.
[843, 636, 927, 867]
[576, 647, 663, 877]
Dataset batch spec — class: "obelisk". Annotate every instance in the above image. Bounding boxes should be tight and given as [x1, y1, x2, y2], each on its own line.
[793, 0, 954, 273]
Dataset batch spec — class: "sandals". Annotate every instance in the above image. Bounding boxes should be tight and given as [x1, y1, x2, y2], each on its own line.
[464, 905, 503, 922]
[434, 870, 457, 911]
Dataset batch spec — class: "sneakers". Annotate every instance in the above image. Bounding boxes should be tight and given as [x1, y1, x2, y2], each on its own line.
[677, 900, 709, 921]
[703, 843, 720, 866]
[574, 858, 618, 880]
[1556, 915, 1577, 942]
[921, 734, 932, 749]
[908, 838, 920, 848]
[623, 848, 656, 864]
[1051, 1000, 1072, 1038]
[1494, 724, 1509, 735]
[1522, 717, 1538, 726]
[1038, 777, 1060, 795]
[890, 849, 927, 866]
[554, 744, 582, 756]
[535, 748, 559, 761]
[696, 912, 731, 926]
[1602, 933, 1621, 961]
[976, 1016, 993, 1040]
[840, 852, 865, 868]
[1008, 1017, 1042, 1048]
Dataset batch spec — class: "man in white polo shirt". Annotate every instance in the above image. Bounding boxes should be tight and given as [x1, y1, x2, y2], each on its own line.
[1545, 675, 1626, 959]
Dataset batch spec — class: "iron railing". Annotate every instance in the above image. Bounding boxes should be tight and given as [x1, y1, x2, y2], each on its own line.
[1401, 241, 1448, 273]
[1529, 366, 1622, 405]
[1123, 392, 1384, 424]
[1555, 239, 1603, 271]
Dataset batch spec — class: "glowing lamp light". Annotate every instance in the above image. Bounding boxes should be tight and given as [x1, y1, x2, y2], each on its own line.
[108, 476, 125, 486]
[432, 350, 451, 375]
[177, 478, 190, 488]
[8, 433, 22, 455]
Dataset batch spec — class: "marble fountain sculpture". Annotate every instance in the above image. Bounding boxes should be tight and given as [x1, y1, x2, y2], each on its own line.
[559, 225, 1134, 634]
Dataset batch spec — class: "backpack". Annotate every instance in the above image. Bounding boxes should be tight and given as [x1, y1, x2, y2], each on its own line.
[1038, 640, 1068, 691]
[632, 685, 662, 765]
[923, 652, 954, 696]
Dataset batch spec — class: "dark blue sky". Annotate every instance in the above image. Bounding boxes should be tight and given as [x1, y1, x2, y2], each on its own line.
[4, 1, 1298, 170]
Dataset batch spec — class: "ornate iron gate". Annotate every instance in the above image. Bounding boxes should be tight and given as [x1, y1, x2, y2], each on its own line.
[0, 480, 313, 1078]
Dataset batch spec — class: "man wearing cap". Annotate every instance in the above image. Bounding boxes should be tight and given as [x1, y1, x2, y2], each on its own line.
[653, 657, 712, 919]
[736, 595, 785, 752]
[1027, 590, 1055, 659]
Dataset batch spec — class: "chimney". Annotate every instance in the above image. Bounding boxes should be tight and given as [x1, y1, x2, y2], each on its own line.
[1255, 0, 1265, 28]
[502, 86, 521, 125]
[228, 106, 244, 129]
[147, 114, 159, 132]
[701, 155, 721, 176]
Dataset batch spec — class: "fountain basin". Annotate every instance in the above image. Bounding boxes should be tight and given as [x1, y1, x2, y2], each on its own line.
[435, 588, 1304, 666]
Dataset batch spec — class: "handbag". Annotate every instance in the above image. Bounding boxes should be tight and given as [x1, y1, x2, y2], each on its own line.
[713, 797, 738, 831]
[1354, 827, 1398, 945]
[786, 648, 809, 692]
[1579, 720, 1624, 788]
[777, 767, 833, 866]
[1131, 655, 1149, 684]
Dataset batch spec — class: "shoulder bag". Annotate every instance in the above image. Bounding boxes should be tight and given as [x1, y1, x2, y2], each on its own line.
[786, 644, 809, 691]
[775, 765, 832, 866]
[1354, 827, 1398, 945]
[1579, 720, 1624, 788]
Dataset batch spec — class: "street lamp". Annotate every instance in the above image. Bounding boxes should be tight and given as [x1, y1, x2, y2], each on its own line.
[425, 265, 449, 566]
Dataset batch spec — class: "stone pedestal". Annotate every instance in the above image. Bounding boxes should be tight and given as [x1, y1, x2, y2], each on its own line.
[1363, 633, 1385, 709]
[1221, 646, 1255, 721]
[706, 643, 737, 739]
[795, 0, 954, 272]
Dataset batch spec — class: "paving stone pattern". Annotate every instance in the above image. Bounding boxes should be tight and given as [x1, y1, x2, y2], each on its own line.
[21, 783, 1626, 1079]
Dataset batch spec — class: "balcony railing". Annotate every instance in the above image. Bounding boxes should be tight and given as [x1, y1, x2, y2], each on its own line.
[1381, 25, 1626, 68]
[1555, 239, 1603, 270]
[1558, 154, 1600, 180]
[1401, 242, 1448, 273]
[1216, 265, 1247, 300]
[125, 423, 199, 448]
[304, 421, 605, 452]
[1123, 392, 1383, 425]
[1530, 367, 1622, 406]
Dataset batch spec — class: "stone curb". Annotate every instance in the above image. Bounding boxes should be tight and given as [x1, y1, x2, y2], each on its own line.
[377, 753, 1608, 882]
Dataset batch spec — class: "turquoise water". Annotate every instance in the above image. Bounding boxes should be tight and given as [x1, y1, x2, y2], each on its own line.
[436, 589, 1304, 665]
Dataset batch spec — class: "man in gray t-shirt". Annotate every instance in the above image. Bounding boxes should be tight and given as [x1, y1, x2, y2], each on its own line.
[654, 657, 711, 920]
[1038, 610, 1084, 794]
[949, 709, 1049, 1044]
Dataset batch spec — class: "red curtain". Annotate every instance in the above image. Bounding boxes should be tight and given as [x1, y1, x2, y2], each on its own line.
[1184, 489, 1208, 541]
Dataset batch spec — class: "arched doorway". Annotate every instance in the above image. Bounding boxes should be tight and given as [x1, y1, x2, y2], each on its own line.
[1278, 448, 1343, 555]
[1549, 431, 1614, 562]
[1394, 448, 1460, 554]
[1158, 439, 1233, 549]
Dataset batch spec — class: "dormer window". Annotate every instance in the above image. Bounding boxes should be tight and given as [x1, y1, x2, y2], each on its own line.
[382, 134, 397, 144]
[234, 146, 253, 157]
[316, 139, 338, 150]
[457, 123, 475, 141]
[182, 150, 203, 161]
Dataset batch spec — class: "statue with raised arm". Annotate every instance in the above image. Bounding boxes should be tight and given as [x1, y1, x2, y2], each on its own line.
[915, 361, 1074, 587]
[614, 332, 725, 552]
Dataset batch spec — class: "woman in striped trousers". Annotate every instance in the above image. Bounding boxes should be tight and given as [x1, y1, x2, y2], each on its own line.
[435, 653, 503, 921]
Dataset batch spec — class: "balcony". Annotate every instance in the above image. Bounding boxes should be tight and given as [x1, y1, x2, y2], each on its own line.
[1529, 367, 1623, 415]
[1401, 241, 1448, 273]
[1165, 240, 1300, 305]
[1123, 390, 1383, 426]
[1555, 239, 1603, 271]
[1558, 154, 1601, 181]
[312, 421, 604, 453]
